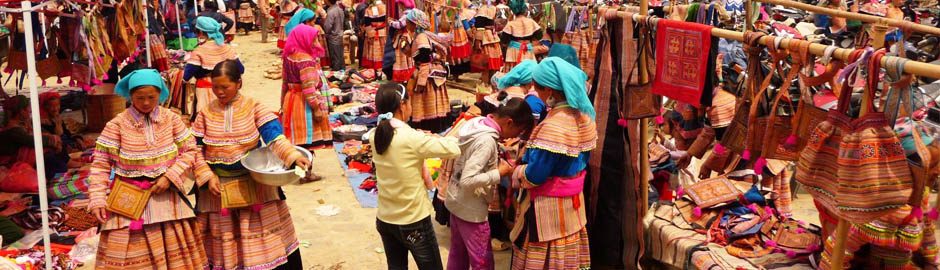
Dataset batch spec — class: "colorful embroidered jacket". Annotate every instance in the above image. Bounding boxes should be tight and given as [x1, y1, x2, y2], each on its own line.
[88, 106, 198, 231]
[511, 106, 597, 242]
[192, 95, 303, 212]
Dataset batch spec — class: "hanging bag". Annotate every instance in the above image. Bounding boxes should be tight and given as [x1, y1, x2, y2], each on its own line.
[753, 39, 806, 162]
[792, 45, 841, 153]
[622, 16, 660, 120]
[719, 32, 764, 155]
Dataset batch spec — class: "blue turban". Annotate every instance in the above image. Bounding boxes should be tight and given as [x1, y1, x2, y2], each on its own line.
[532, 57, 594, 119]
[547, 44, 580, 69]
[195, 16, 225, 45]
[497, 60, 536, 90]
[285, 8, 316, 36]
[115, 69, 170, 103]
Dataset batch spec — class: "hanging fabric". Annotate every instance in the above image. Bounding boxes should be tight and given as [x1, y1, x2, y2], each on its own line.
[651, 19, 714, 108]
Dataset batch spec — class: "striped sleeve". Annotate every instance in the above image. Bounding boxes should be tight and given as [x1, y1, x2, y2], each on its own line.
[163, 114, 197, 192]
[88, 121, 120, 210]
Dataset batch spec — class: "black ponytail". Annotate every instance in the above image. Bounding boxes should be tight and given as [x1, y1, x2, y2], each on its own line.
[374, 83, 407, 155]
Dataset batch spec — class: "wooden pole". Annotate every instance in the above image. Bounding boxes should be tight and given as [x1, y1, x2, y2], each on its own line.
[260, 0, 269, 42]
[754, 0, 940, 36]
[638, 0, 650, 220]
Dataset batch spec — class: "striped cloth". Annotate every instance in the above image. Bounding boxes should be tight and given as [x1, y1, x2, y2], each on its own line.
[198, 200, 300, 270]
[526, 107, 597, 158]
[511, 228, 590, 270]
[796, 115, 845, 219]
[95, 218, 207, 269]
[48, 169, 90, 200]
[281, 53, 332, 145]
[186, 42, 239, 70]
[471, 28, 503, 71]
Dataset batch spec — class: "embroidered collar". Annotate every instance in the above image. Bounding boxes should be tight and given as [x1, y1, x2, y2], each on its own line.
[127, 106, 162, 125]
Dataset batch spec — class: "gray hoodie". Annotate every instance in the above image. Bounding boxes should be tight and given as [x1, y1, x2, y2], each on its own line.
[444, 117, 501, 223]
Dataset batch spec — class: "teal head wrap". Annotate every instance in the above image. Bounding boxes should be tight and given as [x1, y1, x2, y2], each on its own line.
[285, 8, 316, 36]
[497, 60, 537, 90]
[547, 44, 580, 69]
[115, 69, 170, 103]
[532, 57, 594, 119]
[196, 16, 225, 45]
[508, 0, 527, 15]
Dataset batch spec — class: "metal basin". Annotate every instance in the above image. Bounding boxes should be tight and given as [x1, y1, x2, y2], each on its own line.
[241, 145, 313, 186]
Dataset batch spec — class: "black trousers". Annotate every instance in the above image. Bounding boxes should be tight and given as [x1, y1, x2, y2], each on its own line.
[376, 216, 443, 270]
[272, 249, 303, 270]
[327, 39, 345, 71]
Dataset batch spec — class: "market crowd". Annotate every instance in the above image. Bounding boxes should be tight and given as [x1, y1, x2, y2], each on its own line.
[32, 0, 627, 268]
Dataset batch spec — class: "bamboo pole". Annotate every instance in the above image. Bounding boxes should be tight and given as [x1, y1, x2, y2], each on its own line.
[638, 0, 650, 220]
[754, 0, 940, 36]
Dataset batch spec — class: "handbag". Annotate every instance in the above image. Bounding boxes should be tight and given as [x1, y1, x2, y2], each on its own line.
[747, 39, 801, 162]
[106, 179, 152, 220]
[771, 220, 821, 253]
[683, 176, 742, 209]
[220, 178, 259, 209]
[718, 32, 764, 155]
[622, 17, 660, 120]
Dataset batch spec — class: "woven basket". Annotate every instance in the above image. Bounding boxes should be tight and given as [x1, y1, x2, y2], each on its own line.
[86, 94, 126, 132]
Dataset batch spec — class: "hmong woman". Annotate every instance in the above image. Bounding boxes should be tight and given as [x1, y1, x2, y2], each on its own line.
[277, 0, 301, 49]
[284, 7, 332, 68]
[361, 0, 388, 72]
[185, 16, 243, 117]
[89, 69, 208, 269]
[447, 0, 472, 62]
[280, 24, 333, 147]
[406, 10, 451, 133]
[509, 57, 595, 270]
[390, 15, 415, 83]
[471, 3, 503, 91]
[500, 0, 541, 72]
[192, 60, 311, 270]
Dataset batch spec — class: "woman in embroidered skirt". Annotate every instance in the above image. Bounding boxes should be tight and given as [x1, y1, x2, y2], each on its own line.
[390, 15, 415, 83]
[447, 0, 472, 63]
[192, 60, 311, 270]
[471, 4, 503, 91]
[406, 10, 451, 133]
[89, 69, 208, 270]
[280, 24, 333, 147]
[277, 0, 301, 49]
[499, 0, 541, 72]
[509, 58, 595, 270]
[186, 16, 243, 117]
[283, 8, 332, 68]
[361, 0, 387, 73]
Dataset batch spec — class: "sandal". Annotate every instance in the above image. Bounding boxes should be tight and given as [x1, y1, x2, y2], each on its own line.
[491, 239, 511, 251]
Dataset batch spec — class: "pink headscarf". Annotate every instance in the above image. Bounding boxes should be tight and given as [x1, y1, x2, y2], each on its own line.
[283, 24, 326, 58]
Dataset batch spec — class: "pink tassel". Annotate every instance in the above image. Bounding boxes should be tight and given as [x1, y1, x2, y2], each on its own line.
[797, 220, 806, 226]
[81, 85, 92, 91]
[655, 115, 665, 125]
[69, 80, 75, 87]
[251, 204, 264, 213]
[742, 149, 751, 161]
[676, 186, 685, 198]
[56, 77, 63, 84]
[102, 74, 109, 80]
[748, 203, 760, 214]
[42, 81, 47, 87]
[3, 67, 11, 73]
[784, 134, 798, 147]
[786, 250, 798, 258]
[928, 208, 940, 220]
[92, 79, 102, 85]
[693, 207, 703, 218]
[796, 227, 807, 234]
[764, 206, 775, 217]
[766, 240, 777, 248]
[911, 206, 924, 219]
[713, 143, 727, 155]
[754, 157, 767, 175]
[220, 208, 230, 217]
[808, 243, 820, 252]
[617, 118, 628, 127]
[129, 219, 144, 231]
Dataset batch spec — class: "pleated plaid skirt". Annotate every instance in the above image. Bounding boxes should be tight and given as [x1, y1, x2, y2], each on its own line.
[198, 200, 300, 270]
[511, 228, 591, 270]
[95, 218, 208, 270]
